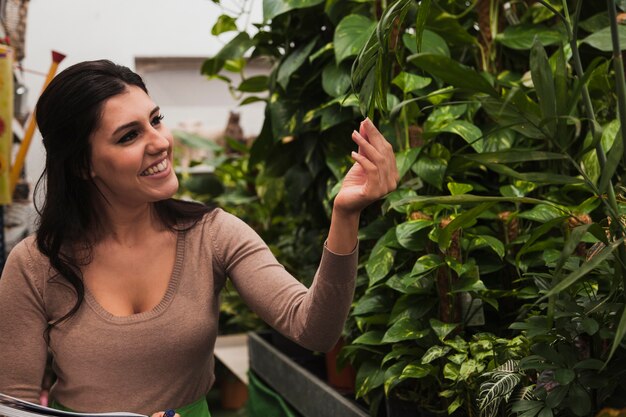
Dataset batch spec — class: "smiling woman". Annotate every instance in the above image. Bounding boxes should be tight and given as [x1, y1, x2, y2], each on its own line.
[0, 60, 399, 417]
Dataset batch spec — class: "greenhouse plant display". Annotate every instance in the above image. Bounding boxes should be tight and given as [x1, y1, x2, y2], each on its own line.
[197, 0, 626, 416]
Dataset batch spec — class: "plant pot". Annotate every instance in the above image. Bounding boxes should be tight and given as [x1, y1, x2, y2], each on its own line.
[219, 370, 248, 410]
[325, 338, 356, 394]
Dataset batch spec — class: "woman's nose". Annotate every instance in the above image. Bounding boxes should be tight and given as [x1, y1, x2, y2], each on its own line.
[146, 126, 170, 154]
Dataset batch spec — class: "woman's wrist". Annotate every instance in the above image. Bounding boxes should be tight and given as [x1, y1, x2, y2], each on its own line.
[326, 205, 360, 255]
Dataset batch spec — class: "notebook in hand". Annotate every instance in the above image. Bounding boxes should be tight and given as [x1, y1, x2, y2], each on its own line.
[0, 394, 147, 417]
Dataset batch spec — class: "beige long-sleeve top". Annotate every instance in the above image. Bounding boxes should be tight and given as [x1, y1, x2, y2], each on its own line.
[0, 208, 357, 415]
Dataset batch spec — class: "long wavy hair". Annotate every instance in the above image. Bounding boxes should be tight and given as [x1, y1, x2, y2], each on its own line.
[34, 60, 212, 330]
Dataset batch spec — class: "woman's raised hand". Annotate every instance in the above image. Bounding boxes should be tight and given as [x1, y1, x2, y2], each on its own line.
[333, 118, 399, 215]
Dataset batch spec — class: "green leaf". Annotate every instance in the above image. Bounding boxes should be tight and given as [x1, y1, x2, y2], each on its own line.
[263, 0, 324, 21]
[496, 24, 564, 50]
[366, 229, 397, 285]
[414, 0, 431, 53]
[238, 75, 269, 93]
[518, 204, 567, 223]
[462, 150, 566, 164]
[384, 361, 408, 395]
[277, 37, 318, 89]
[396, 147, 421, 178]
[352, 330, 385, 345]
[448, 182, 473, 195]
[421, 345, 451, 363]
[579, 12, 610, 33]
[542, 239, 623, 299]
[598, 129, 623, 194]
[530, 39, 556, 136]
[581, 25, 626, 52]
[396, 220, 433, 251]
[409, 53, 497, 97]
[201, 33, 254, 76]
[211, 14, 237, 36]
[436, 120, 484, 153]
[439, 202, 495, 249]
[414, 153, 448, 190]
[471, 235, 505, 258]
[443, 362, 460, 381]
[568, 384, 591, 416]
[334, 14, 377, 64]
[554, 368, 575, 385]
[606, 304, 626, 364]
[403, 29, 450, 56]
[479, 97, 545, 139]
[353, 292, 391, 315]
[448, 395, 463, 414]
[322, 63, 351, 97]
[430, 319, 458, 341]
[382, 317, 430, 343]
[392, 72, 432, 93]
[355, 360, 385, 398]
[400, 362, 432, 379]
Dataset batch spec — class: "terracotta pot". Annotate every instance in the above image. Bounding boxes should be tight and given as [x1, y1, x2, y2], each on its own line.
[220, 371, 248, 410]
[325, 338, 356, 394]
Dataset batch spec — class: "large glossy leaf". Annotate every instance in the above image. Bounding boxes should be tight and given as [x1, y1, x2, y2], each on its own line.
[400, 362, 432, 380]
[353, 330, 385, 345]
[409, 53, 497, 97]
[598, 129, 623, 194]
[471, 235, 505, 259]
[495, 24, 564, 50]
[384, 361, 408, 395]
[414, 153, 448, 190]
[403, 29, 450, 56]
[334, 14, 377, 64]
[366, 229, 397, 285]
[392, 72, 432, 93]
[421, 345, 451, 363]
[322, 63, 351, 97]
[277, 37, 318, 89]
[263, 0, 324, 21]
[382, 317, 430, 343]
[436, 120, 484, 153]
[581, 25, 626, 52]
[238, 75, 269, 93]
[396, 147, 421, 178]
[353, 292, 392, 315]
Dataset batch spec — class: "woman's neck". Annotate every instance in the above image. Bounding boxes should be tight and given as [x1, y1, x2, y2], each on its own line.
[93, 201, 168, 246]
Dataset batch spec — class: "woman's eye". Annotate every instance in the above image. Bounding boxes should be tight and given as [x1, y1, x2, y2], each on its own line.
[118, 130, 139, 144]
[151, 114, 164, 126]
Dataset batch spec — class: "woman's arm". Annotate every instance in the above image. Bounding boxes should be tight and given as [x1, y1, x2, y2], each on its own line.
[0, 239, 49, 403]
[327, 118, 399, 254]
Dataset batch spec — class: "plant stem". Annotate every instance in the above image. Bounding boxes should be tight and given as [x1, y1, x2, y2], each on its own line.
[563, 0, 626, 294]
[608, 0, 626, 296]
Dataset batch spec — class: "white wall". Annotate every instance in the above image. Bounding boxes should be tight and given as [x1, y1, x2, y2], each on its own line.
[20, 0, 264, 188]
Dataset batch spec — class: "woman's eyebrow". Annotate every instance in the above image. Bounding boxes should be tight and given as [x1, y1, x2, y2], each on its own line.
[111, 106, 160, 136]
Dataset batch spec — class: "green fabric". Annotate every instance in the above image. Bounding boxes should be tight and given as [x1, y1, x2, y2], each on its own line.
[246, 371, 301, 417]
[50, 397, 211, 417]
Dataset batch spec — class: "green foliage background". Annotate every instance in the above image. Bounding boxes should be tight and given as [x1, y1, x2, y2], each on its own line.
[180, 0, 626, 416]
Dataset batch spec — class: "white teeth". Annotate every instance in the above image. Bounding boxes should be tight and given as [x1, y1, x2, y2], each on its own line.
[142, 159, 168, 176]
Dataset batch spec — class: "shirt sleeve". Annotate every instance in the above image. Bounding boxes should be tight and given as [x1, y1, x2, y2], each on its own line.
[0, 238, 49, 403]
[209, 209, 357, 352]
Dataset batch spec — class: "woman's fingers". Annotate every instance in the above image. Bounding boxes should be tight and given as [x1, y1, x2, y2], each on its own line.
[355, 121, 399, 189]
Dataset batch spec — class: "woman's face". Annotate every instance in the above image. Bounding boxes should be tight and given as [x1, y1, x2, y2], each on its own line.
[89, 85, 179, 209]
